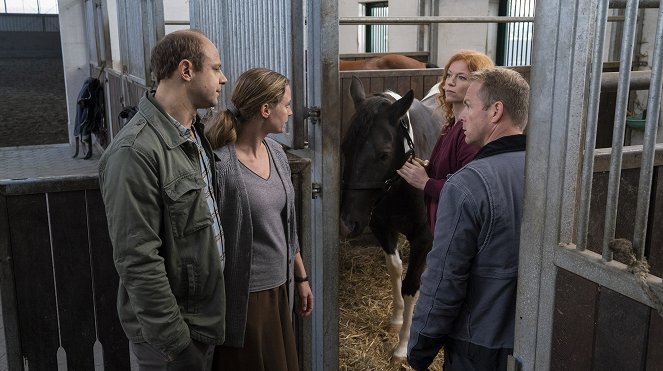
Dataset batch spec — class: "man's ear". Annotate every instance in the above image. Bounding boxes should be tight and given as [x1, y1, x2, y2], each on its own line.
[260, 103, 270, 118]
[179, 59, 194, 81]
[491, 101, 504, 124]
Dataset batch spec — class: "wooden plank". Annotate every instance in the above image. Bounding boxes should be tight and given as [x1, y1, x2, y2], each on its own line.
[592, 287, 649, 370]
[369, 76, 384, 95]
[646, 311, 663, 371]
[551, 269, 598, 371]
[596, 91, 618, 149]
[7, 194, 59, 370]
[587, 169, 640, 256]
[87, 189, 131, 370]
[340, 77, 354, 141]
[359, 76, 371, 97]
[410, 74, 424, 100]
[424, 74, 441, 94]
[49, 191, 96, 370]
[647, 167, 663, 277]
[383, 75, 399, 94]
[0, 194, 21, 370]
[397, 76, 411, 97]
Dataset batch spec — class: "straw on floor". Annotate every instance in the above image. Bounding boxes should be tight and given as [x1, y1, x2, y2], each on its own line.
[339, 235, 444, 371]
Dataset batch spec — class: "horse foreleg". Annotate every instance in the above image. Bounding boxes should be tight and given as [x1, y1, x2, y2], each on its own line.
[383, 251, 404, 333]
[391, 291, 419, 364]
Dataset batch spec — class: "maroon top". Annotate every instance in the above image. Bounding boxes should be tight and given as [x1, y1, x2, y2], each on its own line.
[423, 119, 480, 233]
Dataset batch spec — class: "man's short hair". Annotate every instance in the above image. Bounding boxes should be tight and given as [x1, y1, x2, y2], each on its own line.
[150, 29, 207, 83]
[469, 67, 530, 129]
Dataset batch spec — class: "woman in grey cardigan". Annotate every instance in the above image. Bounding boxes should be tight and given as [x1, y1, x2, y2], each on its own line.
[205, 68, 313, 371]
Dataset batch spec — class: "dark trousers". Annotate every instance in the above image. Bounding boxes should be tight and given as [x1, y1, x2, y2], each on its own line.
[131, 339, 215, 371]
[443, 339, 513, 371]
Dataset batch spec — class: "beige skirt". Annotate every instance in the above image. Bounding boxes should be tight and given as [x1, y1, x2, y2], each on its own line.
[213, 284, 299, 371]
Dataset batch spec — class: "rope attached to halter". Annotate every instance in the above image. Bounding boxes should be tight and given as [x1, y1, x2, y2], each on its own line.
[609, 238, 663, 318]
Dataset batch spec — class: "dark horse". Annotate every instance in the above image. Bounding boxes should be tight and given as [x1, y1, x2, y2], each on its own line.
[340, 76, 440, 363]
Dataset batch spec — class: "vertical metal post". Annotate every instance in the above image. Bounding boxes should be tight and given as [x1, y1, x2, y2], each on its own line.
[512, 0, 595, 369]
[319, 0, 340, 368]
[291, 0, 307, 149]
[601, 0, 639, 261]
[633, 0, 663, 259]
[429, 0, 439, 66]
[577, 0, 610, 251]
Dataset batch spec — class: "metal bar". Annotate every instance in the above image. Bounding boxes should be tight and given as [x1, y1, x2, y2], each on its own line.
[601, 0, 639, 261]
[341, 15, 535, 25]
[610, 0, 661, 7]
[555, 244, 663, 308]
[512, 0, 595, 368]
[340, 15, 625, 25]
[633, 1, 663, 260]
[291, 0, 307, 149]
[164, 20, 189, 25]
[577, 0, 610, 251]
[600, 70, 651, 90]
[319, 0, 341, 367]
[593, 143, 663, 172]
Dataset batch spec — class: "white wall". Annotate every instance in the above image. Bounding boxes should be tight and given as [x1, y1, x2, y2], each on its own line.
[163, 0, 189, 34]
[436, 0, 498, 66]
[387, 0, 419, 54]
[338, 0, 498, 64]
[339, 0, 362, 54]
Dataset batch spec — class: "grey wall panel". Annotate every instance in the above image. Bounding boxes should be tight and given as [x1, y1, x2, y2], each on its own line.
[115, 0, 164, 85]
[190, 0, 292, 105]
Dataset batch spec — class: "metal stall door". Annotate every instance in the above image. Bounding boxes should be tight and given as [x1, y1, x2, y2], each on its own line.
[190, 1, 340, 370]
[513, 0, 663, 369]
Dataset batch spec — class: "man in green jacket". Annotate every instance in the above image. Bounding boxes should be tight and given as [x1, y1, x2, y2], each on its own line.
[99, 29, 227, 370]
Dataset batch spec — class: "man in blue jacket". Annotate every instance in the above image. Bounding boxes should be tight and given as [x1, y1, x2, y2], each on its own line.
[408, 67, 529, 371]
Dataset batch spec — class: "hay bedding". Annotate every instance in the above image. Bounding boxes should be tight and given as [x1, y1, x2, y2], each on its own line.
[339, 235, 444, 370]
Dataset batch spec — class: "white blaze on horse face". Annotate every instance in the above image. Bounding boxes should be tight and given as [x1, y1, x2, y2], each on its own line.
[384, 251, 404, 330]
[383, 91, 414, 153]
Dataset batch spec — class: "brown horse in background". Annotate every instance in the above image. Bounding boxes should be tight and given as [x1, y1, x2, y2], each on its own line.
[340, 54, 439, 70]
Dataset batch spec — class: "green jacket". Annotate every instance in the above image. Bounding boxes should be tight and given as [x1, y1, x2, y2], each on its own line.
[99, 93, 225, 359]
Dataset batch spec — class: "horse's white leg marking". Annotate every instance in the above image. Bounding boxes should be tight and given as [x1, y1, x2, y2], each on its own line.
[392, 291, 419, 361]
[384, 251, 404, 331]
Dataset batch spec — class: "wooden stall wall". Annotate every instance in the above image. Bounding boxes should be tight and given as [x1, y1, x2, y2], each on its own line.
[339, 67, 531, 141]
[0, 155, 311, 370]
[0, 181, 129, 370]
[551, 149, 663, 370]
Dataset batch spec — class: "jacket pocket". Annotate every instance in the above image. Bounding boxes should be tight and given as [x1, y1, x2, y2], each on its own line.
[164, 174, 213, 238]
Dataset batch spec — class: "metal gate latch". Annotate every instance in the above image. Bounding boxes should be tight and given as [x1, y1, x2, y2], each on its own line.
[312, 183, 322, 199]
[305, 106, 321, 124]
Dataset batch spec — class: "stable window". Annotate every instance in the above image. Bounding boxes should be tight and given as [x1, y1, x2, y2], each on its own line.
[364, 1, 388, 53]
[496, 0, 535, 66]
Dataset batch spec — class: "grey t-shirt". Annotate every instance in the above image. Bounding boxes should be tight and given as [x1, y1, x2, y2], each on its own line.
[240, 151, 288, 292]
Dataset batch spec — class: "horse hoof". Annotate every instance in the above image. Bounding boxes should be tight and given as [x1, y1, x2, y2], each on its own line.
[388, 323, 402, 334]
[390, 355, 406, 366]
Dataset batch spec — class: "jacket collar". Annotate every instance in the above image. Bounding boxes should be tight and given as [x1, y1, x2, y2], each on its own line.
[475, 134, 526, 160]
[139, 92, 201, 150]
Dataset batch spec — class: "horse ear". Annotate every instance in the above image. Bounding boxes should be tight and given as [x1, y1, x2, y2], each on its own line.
[350, 76, 366, 108]
[388, 90, 414, 121]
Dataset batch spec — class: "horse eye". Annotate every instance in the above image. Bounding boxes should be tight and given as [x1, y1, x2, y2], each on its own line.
[378, 152, 390, 161]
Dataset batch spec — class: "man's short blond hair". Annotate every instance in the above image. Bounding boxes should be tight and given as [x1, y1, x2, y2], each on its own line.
[469, 67, 530, 129]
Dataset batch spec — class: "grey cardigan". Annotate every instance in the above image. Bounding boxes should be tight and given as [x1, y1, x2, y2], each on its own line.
[213, 137, 300, 347]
